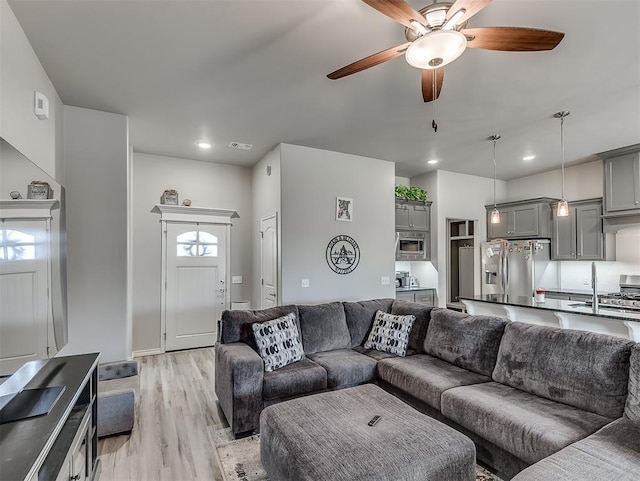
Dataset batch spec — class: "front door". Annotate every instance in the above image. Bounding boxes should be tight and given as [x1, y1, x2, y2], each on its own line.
[260, 214, 278, 308]
[0, 219, 50, 375]
[165, 223, 226, 351]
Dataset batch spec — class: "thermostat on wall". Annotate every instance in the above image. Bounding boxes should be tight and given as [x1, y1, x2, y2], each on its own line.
[34, 91, 49, 120]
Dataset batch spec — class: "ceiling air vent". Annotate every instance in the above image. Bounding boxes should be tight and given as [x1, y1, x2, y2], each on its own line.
[228, 141, 253, 151]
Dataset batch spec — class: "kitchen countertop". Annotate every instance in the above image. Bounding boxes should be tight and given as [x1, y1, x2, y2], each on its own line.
[396, 287, 436, 292]
[542, 288, 609, 296]
[459, 295, 640, 323]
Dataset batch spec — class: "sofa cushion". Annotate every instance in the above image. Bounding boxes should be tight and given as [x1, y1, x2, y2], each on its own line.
[221, 305, 299, 348]
[252, 313, 304, 372]
[625, 343, 640, 420]
[511, 418, 640, 481]
[299, 302, 351, 354]
[441, 381, 613, 465]
[363, 311, 415, 356]
[378, 354, 491, 410]
[307, 349, 377, 389]
[343, 298, 394, 347]
[493, 322, 635, 419]
[424, 308, 507, 377]
[390, 300, 435, 354]
[352, 345, 414, 361]
[262, 358, 327, 401]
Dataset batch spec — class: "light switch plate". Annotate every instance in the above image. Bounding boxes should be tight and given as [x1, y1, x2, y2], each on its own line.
[232, 276, 243, 284]
[301, 279, 310, 288]
[381, 276, 390, 285]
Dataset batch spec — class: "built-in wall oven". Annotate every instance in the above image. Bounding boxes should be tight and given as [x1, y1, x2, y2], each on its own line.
[396, 231, 428, 261]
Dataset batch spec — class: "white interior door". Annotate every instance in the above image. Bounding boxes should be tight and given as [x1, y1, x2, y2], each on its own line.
[0, 219, 50, 375]
[165, 223, 226, 351]
[261, 214, 278, 308]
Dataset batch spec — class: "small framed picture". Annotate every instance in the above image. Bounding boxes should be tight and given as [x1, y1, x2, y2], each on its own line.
[336, 197, 353, 222]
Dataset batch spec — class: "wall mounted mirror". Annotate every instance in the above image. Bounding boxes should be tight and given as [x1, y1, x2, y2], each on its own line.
[0, 138, 67, 373]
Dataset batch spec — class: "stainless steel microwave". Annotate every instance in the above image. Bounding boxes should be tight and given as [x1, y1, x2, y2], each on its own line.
[396, 231, 428, 261]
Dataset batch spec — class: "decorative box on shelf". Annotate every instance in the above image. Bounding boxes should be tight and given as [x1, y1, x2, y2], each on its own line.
[161, 189, 178, 205]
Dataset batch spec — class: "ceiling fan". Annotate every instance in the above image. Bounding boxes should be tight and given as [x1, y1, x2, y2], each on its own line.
[327, 0, 565, 102]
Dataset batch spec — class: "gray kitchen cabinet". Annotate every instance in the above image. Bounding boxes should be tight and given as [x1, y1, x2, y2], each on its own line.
[598, 144, 640, 215]
[604, 152, 640, 213]
[486, 198, 555, 239]
[552, 199, 603, 261]
[395, 289, 436, 305]
[395, 200, 431, 230]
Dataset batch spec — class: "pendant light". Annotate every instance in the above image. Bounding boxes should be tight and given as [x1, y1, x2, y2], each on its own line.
[554, 110, 570, 217]
[489, 135, 501, 224]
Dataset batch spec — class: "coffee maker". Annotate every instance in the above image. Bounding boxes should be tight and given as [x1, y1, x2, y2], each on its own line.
[395, 271, 410, 288]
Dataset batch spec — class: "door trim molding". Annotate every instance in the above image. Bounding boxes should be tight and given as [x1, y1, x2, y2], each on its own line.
[155, 206, 236, 353]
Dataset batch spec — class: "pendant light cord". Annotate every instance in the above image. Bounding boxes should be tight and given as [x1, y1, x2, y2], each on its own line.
[560, 115, 565, 199]
[493, 137, 497, 207]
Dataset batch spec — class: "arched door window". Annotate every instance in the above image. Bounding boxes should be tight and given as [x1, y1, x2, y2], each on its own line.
[0, 228, 37, 261]
[176, 230, 218, 257]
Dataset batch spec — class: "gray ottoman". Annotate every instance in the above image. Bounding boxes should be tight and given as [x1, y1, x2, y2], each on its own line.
[260, 384, 475, 481]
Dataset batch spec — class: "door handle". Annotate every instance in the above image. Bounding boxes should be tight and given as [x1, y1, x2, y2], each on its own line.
[269, 293, 276, 297]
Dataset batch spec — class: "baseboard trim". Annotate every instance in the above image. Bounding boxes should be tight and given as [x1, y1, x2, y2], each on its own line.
[132, 348, 163, 358]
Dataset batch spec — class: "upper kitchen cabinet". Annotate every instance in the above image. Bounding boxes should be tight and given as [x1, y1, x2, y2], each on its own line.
[395, 200, 432, 230]
[552, 199, 604, 261]
[486, 198, 556, 239]
[601, 147, 640, 215]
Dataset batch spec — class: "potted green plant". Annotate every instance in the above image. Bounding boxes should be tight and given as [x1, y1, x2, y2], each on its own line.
[395, 185, 428, 202]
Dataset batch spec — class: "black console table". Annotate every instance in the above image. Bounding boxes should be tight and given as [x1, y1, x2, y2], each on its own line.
[0, 353, 100, 481]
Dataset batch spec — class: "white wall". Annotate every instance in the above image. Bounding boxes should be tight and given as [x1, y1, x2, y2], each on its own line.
[412, 170, 507, 306]
[60, 106, 130, 362]
[506, 160, 603, 202]
[1, 0, 64, 183]
[251, 146, 282, 309]
[280, 144, 396, 304]
[131, 152, 252, 354]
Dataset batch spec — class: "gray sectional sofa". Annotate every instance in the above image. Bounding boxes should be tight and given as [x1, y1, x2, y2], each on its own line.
[214, 298, 640, 480]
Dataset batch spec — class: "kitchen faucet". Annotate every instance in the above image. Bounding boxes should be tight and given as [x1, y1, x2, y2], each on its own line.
[591, 262, 599, 313]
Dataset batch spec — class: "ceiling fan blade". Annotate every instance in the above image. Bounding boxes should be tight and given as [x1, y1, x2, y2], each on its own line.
[421, 68, 444, 103]
[362, 0, 426, 29]
[463, 27, 565, 51]
[327, 42, 411, 80]
[445, 0, 492, 25]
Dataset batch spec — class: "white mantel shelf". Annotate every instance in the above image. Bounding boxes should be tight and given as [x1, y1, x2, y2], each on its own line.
[0, 199, 59, 219]
[152, 204, 239, 224]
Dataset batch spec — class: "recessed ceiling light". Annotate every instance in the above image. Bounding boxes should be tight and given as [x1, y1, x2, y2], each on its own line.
[523, 155, 536, 161]
[196, 141, 212, 149]
[427, 159, 439, 164]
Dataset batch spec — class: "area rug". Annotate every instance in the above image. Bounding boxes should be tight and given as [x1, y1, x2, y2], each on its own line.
[214, 427, 503, 481]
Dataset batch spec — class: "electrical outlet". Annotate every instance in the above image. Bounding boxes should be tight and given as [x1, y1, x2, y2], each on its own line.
[381, 276, 390, 285]
[301, 278, 310, 288]
[583, 277, 591, 286]
[232, 276, 243, 284]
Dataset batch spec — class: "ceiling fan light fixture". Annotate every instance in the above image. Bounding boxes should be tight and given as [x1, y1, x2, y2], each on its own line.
[410, 20, 428, 36]
[425, 8, 447, 28]
[442, 9, 466, 31]
[405, 30, 467, 69]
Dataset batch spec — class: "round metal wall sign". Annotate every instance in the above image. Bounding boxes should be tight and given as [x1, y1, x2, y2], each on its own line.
[326, 235, 360, 275]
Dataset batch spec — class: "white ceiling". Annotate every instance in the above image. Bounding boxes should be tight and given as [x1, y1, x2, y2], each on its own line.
[8, 0, 640, 180]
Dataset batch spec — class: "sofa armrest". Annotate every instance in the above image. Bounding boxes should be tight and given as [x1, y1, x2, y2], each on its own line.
[215, 342, 264, 435]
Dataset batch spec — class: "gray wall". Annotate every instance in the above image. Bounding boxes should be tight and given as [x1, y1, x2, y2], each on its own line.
[280, 144, 396, 304]
[131, 152, 253, 354]
[251, 146, 282, 309]
[60, 106, 130, 362]
[1, 0, 64, 184]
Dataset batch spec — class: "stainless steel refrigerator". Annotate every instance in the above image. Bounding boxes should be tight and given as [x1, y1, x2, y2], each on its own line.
[481, 239, 559, 297]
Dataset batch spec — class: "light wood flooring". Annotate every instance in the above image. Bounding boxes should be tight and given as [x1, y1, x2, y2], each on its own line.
[98, 347, 228, 481]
